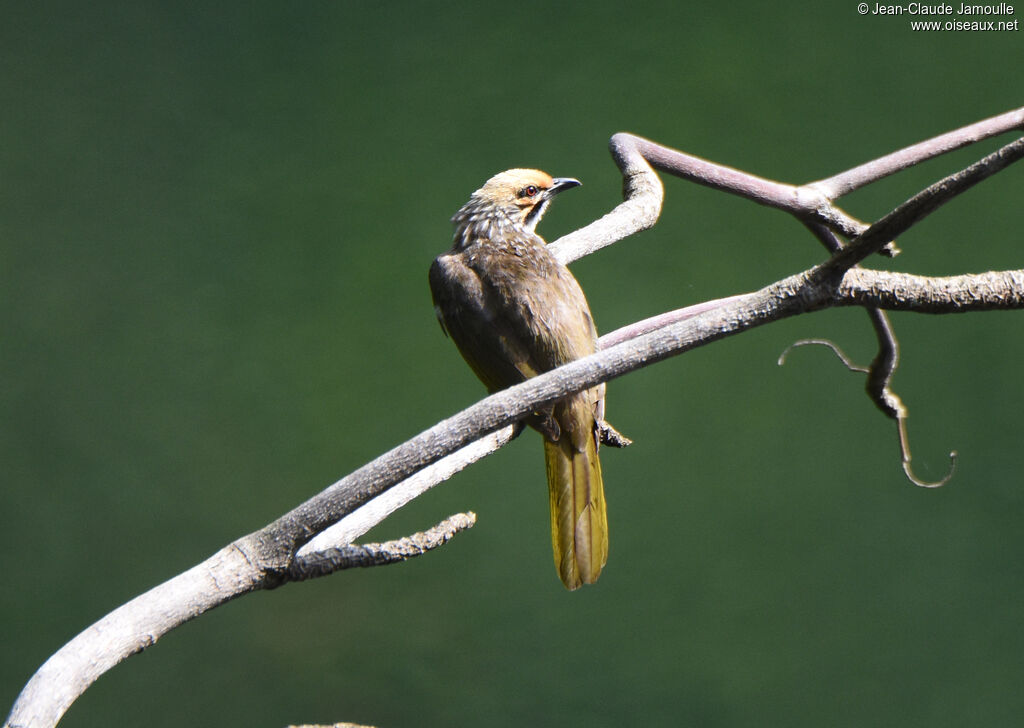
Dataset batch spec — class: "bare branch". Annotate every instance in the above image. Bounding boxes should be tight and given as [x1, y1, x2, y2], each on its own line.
[593, 107, 1024, 264]
[548, 133, 664, 264]
[863, 309, 903, 419]
[838, 268, 1024, 312]
[600, 133, 869, 240]
[775, 313, 905, 420]
[4, 274, 814, 728]
[797, 212, 959, 486]
[823, 134, 1024, 274]
[6, 545, 263, 728]
[777, 308, 958, 488]
[597, 294, 749, 349]
[811, 105, 1024, 199]
[843, 307, 958, 488]
[9, 111, 1024, 728]
[297, 426, 515, 556]
[290, 513, 477, 579]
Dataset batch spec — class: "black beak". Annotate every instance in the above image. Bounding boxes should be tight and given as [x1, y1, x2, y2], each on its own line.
[550, 177, 582, 195]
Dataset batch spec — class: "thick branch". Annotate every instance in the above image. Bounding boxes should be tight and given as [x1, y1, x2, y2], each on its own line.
[6, 546, 262, 728]
[4, 271, 814, 728]
[270, 256, 1024, 553]
[838, 268, 1024, 312]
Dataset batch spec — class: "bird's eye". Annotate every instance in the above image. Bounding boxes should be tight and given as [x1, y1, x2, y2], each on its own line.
[519, 185, 539, 199]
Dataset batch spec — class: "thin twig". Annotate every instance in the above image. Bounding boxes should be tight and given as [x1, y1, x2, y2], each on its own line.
[777, 339, 868, 373]
[898, 417, 958, 489]
[777, 311, 956, 487]
[811, 106, 1024, 199]
[290, 513, 477, 580]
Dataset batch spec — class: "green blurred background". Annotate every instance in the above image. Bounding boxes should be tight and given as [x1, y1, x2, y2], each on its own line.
[3, 2, 1023, 726]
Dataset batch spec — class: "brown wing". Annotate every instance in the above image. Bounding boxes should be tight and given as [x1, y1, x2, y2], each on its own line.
[430, 243, 603, 450]
[429, 252, 541, 393]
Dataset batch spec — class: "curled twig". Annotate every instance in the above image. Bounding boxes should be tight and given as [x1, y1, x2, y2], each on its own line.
[864, 308, 957, 488]
[777, 320, 956, 488]
[897, 417, 958, 489]
[777, 339, 868, 373]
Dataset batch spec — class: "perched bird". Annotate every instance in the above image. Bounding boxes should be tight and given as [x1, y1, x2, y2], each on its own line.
[429, 168, 621, 590]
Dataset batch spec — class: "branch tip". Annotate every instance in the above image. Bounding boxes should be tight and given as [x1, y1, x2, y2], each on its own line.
[777, 338, 869, 373]
[898, 417, 958, 489]
[289, 512, 477, 580]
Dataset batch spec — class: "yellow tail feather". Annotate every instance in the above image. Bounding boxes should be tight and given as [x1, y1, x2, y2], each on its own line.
[544, 422, 608, 590]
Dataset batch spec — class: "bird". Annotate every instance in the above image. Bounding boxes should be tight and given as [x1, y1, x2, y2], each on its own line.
[428, 168, 624, 590]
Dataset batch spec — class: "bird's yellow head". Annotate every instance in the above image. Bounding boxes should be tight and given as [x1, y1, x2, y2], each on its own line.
[452, 168, 581, 247]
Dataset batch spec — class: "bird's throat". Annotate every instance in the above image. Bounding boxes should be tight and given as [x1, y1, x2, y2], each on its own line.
[522, 198, 549, 232]
[451, 203, 522, 250]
